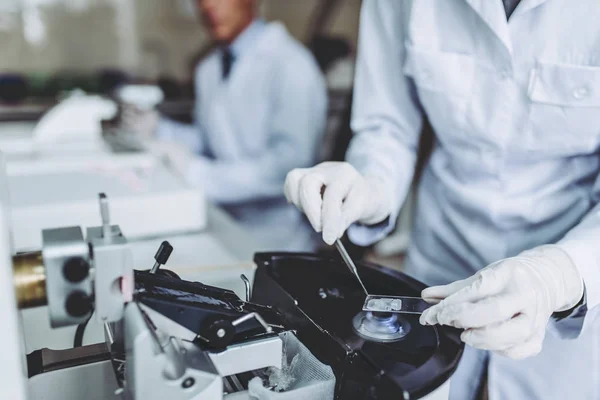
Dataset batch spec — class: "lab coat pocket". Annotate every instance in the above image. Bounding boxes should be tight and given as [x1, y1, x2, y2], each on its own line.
[403, 46, 475, 141]
[527, 62, 600, 155]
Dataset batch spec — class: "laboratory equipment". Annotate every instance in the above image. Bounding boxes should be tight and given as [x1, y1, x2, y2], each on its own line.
[253, 252, 464, 399]
[1, 190, 462, 399]
[334, 239, 368, 295]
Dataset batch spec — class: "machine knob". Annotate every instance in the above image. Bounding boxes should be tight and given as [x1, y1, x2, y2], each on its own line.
[154, 241, 173, 265]
[63, 257, 90, 283]
[65, 291, 93, 317]
[150, 241, 173, 274]
[203, 320, 235, 348]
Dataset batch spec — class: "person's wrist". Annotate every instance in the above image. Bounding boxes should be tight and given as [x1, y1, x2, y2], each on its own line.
[521, 245, 584, 312]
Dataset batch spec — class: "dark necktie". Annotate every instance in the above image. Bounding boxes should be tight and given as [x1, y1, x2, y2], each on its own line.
[222, 48, 234, 80]
[502, 0, 522, 19]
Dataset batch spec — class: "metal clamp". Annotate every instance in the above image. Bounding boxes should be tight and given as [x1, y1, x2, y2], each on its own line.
[202, 311, 274, 349]
[232, 312, 272, 334]
[88, 193, 133, 323]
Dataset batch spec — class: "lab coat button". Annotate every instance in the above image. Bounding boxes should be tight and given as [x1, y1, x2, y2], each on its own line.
[500, 69, 511, 79]
[572, 86, 589, 100]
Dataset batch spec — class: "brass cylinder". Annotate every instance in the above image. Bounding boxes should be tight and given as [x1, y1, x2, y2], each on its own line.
[13, 251, 47, 309]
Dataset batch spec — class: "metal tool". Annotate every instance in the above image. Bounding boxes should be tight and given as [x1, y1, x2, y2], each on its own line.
[362, 294, 431, 314]
[334, 239, 369, 296]
[334, 240, 430, 314]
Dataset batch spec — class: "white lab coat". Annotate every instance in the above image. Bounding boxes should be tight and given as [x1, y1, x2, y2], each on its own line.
[157, 22, 327, 251]
[347, 1, 600, 399]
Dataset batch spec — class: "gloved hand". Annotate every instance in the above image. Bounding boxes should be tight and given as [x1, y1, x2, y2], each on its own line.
[120, 104, 159, 139]
[284, 162, 393, 245]
[145, 140, 195, 178]
[420, 245, 584, 359]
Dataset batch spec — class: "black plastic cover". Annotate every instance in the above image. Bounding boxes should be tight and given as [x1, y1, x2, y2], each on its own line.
[134, 270, 284, 347]
[252, 252, 464, 400]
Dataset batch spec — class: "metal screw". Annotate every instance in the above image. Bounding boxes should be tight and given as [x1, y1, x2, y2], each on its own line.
[182, 377, 195, 389]
[217, 328, 226, 338]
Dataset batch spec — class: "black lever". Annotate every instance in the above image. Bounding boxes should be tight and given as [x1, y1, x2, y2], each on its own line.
[150, 241, 173, 274]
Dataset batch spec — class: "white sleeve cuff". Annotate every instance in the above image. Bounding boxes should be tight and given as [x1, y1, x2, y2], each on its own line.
[555, 239, 600, 337]
[557, 239, 600, 312]
[548, 285, 587, 339]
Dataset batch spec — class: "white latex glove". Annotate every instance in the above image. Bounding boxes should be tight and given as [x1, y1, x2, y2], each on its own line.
[120, 104, 159, 139]
[145, 140, 195, 178]
[284, 162, 393, 245]
[420, 245, 584, 359]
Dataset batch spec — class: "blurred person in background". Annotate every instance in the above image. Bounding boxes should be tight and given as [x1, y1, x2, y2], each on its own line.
[286, 0, 600, 399]
[122, 0, 327, 251]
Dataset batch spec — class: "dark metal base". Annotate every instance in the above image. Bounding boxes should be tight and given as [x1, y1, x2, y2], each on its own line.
[252, 252, 464, 400]
[27, 342, 110, 378]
